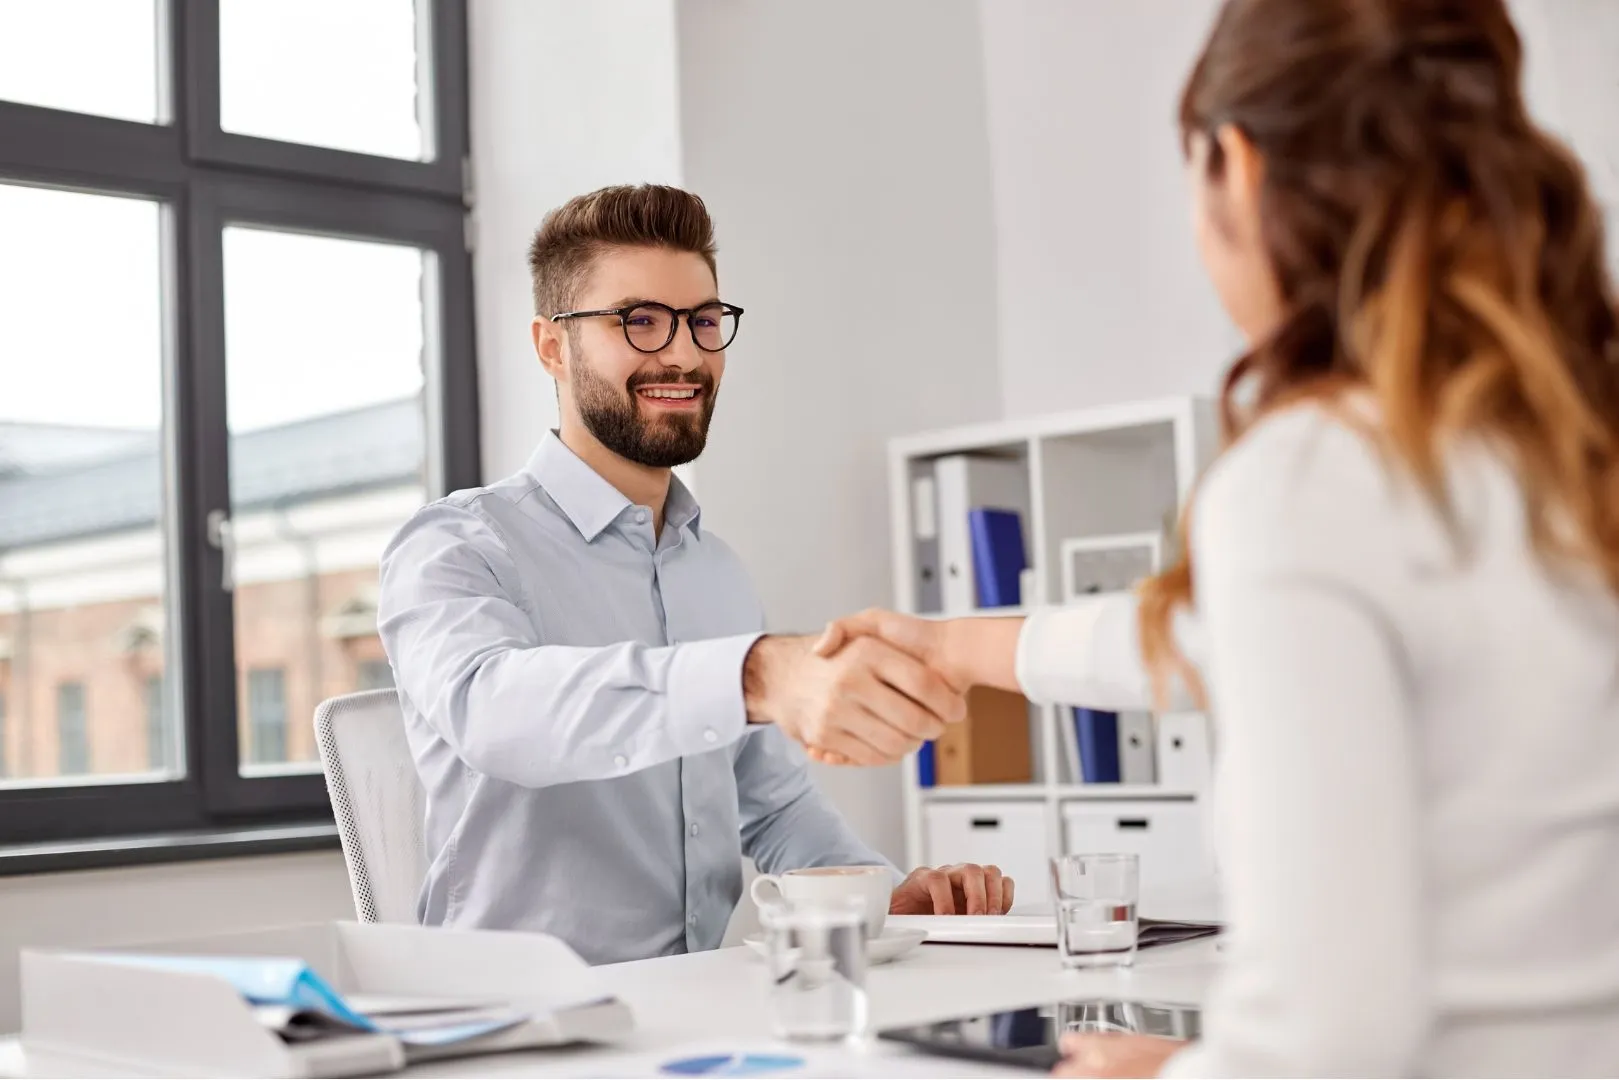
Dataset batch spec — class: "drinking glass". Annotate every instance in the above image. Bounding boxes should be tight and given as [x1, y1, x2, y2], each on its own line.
[758, 899, 869, 1041]
[1050, 853, 1140, 969]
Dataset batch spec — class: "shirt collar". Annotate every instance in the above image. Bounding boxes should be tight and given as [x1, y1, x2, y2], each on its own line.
[525, 431, 703, 542]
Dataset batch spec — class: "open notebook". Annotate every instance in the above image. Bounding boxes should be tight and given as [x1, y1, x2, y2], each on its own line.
[886, 913, 1220, 948]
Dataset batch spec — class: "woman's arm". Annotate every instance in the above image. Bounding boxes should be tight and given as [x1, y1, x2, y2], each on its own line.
[814, 593, 1204, 710]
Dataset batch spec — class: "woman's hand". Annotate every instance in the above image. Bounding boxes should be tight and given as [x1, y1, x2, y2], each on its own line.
[1052, 1033, 1185, 1078]
[813, 609, 958, 683]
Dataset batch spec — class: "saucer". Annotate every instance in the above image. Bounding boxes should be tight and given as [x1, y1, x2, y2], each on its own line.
[741, 926, 927, 965]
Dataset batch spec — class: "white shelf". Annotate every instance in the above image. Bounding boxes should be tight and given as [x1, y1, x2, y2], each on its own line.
[892, 394, 1220, 880]
[917, 605, 1031, 621]
[889, 395, 1210, 460]
[917, 783, 1200, 803]
[920, 784, 1048, 802]
[1054, 784, 1198, 801]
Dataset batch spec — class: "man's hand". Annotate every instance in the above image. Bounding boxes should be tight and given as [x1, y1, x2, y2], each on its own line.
[742, 634, 966, 766]
[890, 863, 1015, 915]
[807, 609, 963, 767]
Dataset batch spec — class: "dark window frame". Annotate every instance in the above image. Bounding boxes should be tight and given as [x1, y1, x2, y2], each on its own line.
[0, 0, 477, 852]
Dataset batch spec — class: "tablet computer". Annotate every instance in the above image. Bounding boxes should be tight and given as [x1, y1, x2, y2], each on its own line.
[877, 999, 1200, 1072]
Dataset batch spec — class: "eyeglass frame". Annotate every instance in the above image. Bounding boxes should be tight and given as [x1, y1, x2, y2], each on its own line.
[549, 300, 745, 354]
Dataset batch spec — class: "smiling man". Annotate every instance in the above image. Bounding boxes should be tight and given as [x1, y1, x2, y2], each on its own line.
[376, 184, 1013, 963]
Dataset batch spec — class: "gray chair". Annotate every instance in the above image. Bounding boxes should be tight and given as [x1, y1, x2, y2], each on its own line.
[313, 689, 427, 923]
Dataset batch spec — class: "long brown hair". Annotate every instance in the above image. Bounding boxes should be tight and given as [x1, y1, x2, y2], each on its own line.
[1139, 0, 1619, 706]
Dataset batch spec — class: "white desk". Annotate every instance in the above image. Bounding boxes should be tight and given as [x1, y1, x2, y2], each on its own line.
[0, 937, 1220, 1078]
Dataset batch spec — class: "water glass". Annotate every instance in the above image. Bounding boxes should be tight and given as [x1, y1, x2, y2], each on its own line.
[1051, 853, 1140, 969]
[758, 899, 869, 1041]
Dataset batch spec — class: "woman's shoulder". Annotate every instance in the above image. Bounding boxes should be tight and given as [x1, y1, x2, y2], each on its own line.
[1199, 399, 1392, 517]
[1192, 398, 1437, 579]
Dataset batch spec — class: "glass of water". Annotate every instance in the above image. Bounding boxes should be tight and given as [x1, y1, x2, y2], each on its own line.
[758, 899, 869, 1041]
[1051, 853, 1140, 969]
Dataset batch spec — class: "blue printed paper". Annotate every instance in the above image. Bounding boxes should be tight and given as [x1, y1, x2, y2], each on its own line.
[76, 954, 526, 1046]
[85, 954, 374, 1030]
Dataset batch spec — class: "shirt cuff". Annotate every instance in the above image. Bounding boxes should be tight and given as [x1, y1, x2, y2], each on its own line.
[1014, 600, 1111, 705]
[666, 631, 764, 754]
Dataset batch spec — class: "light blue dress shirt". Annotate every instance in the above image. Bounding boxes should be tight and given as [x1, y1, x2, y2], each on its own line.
[376, 432, 892, 964]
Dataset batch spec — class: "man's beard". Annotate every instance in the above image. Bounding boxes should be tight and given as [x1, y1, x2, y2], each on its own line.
[571, 345, 718, 468]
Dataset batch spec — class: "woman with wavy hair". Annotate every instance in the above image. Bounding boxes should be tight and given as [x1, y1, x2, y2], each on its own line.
[817, 0, 1619, 1073]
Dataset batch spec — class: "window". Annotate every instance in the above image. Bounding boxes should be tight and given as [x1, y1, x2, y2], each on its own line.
[144, 676, 167, 772]
[357, 661, 396, 692]
[219, 0, 427, 160]
[57, 683, 89, 776]
[246, 670, 287, 767]
[0, 1, 475, 849]
[0, 1, 161, 123]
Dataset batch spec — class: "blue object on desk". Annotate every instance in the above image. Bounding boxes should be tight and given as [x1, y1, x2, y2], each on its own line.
[660, 1052, 805, 1076]
[967, 508, 1026, 608]
[1073, 708, 1121, 783]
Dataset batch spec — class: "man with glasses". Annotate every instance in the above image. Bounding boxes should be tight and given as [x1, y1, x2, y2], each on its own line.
[378, 184, 1012, 964]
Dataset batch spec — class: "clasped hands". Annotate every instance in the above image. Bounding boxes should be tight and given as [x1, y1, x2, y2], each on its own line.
[741, 608, 961, 768]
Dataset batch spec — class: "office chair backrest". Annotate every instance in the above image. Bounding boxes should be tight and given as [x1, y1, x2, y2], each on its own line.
[313, 689, 427, 924]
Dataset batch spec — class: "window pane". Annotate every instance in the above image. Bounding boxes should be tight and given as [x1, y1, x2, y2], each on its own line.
[0, 0, 161, 123]
[57, 682, 89, 775]
[144, 674, 168, 771]
[219, 0, 429, 160]
[356, 660, 395, 692]
[0, 183, 180, 788]
[223, 226, 429, 775]
[246, 669, 287, 765]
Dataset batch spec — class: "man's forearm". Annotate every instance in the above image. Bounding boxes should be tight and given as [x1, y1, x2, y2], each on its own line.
[396, 632, 761, 787]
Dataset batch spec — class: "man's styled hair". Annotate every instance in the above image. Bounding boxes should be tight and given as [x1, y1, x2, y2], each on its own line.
[527, 184, 718, 318]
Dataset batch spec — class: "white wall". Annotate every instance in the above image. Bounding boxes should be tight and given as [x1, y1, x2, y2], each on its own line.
[674, 0, 1004, 863]
[0, 852, 353, 1032]
[981, 0, 1240, 418]
[468, 0, 684, 482]
[980, 0, 1619, 420]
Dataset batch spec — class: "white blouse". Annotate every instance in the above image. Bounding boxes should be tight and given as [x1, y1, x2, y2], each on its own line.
[1015, 405, 1619, 1077]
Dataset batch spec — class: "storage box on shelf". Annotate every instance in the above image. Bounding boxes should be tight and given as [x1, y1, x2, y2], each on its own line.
[889, 395, 1220, 911]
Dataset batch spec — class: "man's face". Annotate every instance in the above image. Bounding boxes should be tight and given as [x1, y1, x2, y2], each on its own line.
[559, 246, 726, 469]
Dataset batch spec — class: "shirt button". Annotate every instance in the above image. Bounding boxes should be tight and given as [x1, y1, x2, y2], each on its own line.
[688, 912, 698, 926]
[689, 823, 700, 837]
[635, 508, 648, 524]
[613, 754, 628, 769]
[702, 728, 718, 744]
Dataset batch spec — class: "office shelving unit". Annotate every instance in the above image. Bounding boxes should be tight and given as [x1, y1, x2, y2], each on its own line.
[889, 395, 1220, 907]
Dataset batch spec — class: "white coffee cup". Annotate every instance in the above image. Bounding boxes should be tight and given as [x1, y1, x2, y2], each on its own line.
[750, 865, 891, 938]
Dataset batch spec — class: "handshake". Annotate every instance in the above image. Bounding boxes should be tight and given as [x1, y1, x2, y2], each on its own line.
[742, 609, 1018, 766]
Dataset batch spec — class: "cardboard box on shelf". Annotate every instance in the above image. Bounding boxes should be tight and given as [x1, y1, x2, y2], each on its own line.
[935, 686, 1032, 786]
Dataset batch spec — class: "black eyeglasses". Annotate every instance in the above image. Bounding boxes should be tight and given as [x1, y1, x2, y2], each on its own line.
[551, 300, 744, 354]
